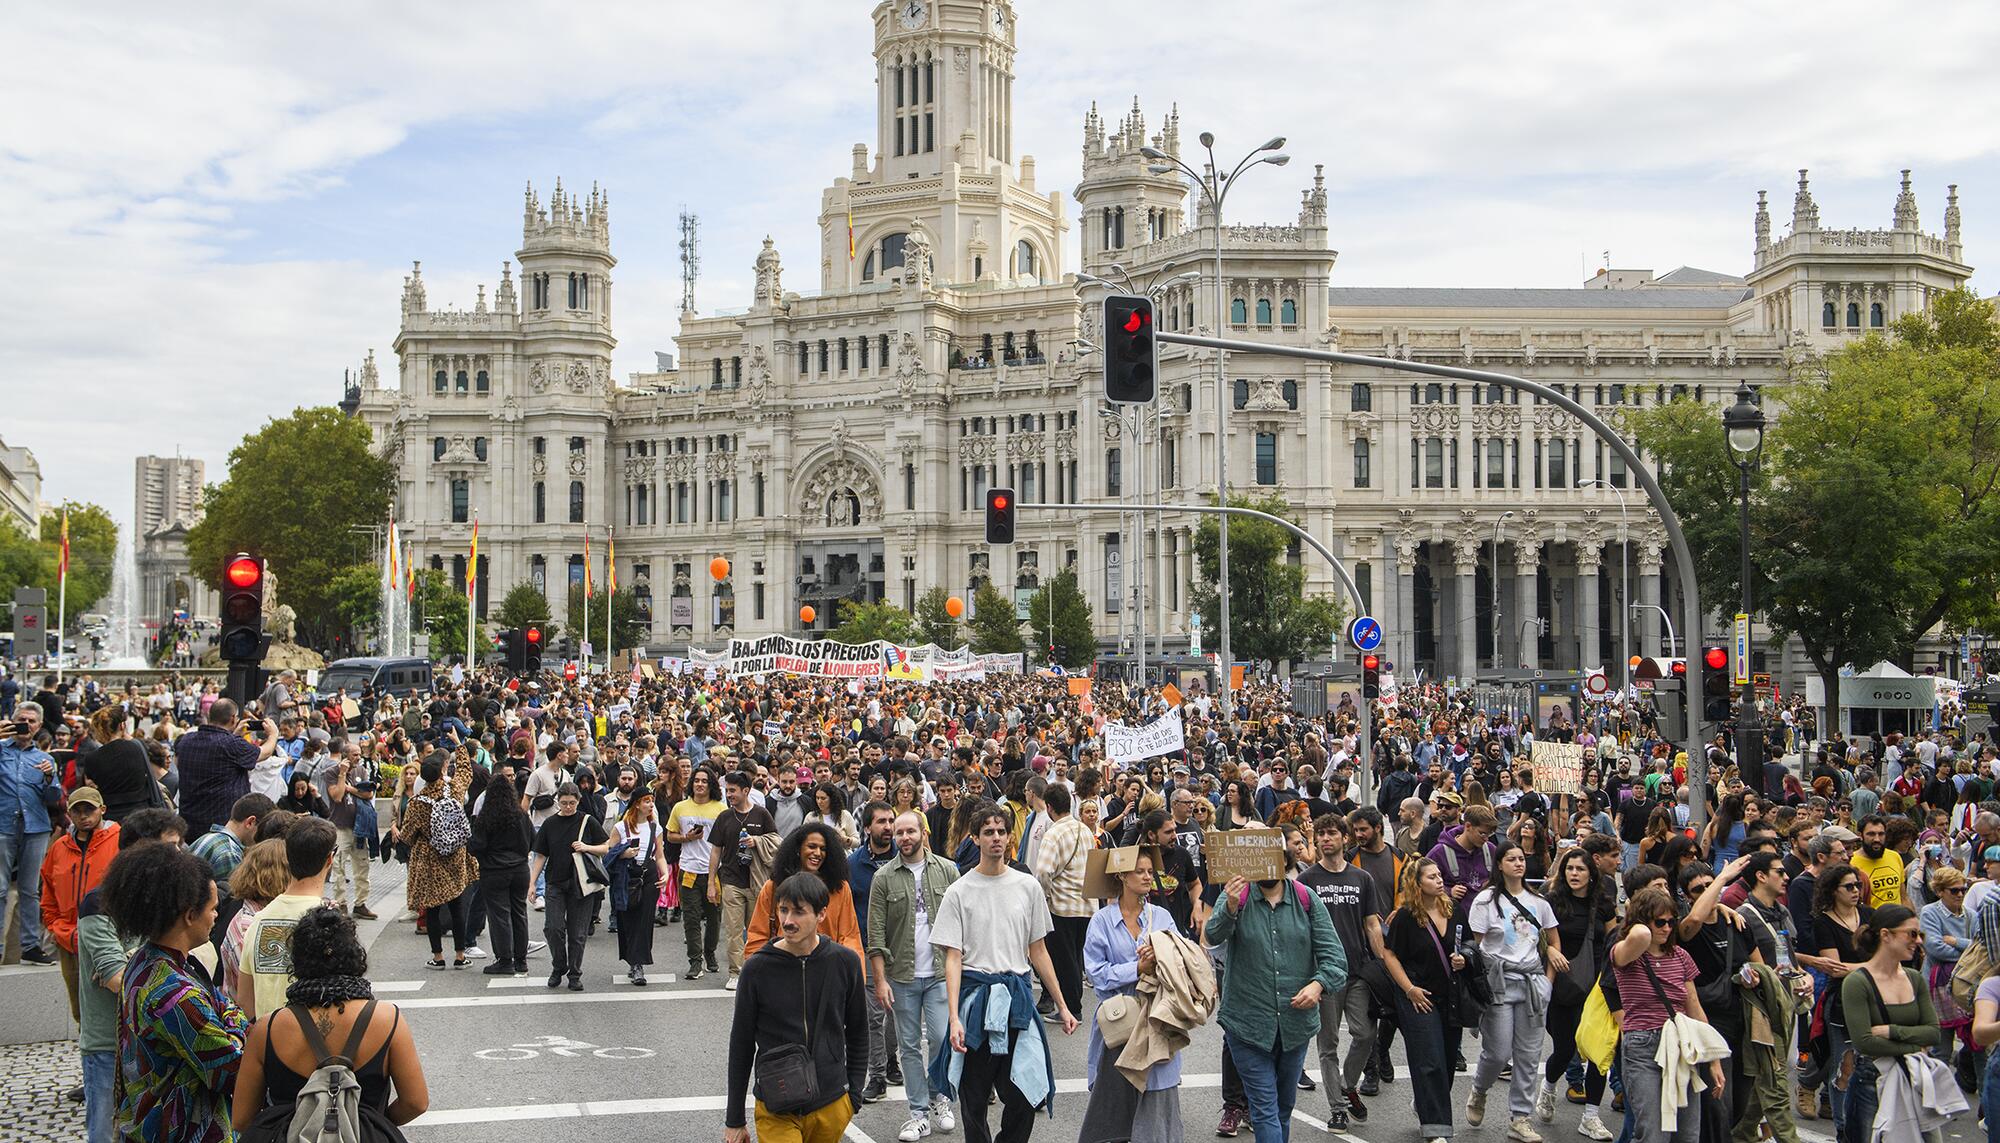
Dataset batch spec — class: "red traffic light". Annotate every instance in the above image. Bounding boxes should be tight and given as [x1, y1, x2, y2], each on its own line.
[226, 557, 262, 588]
[1671, 660, 1688, 676]
[1703, 646, 1729, 670]
[525, 626, 542, 644]
[1362, 654, 1380, 670]
[992, 493, 1009, 510]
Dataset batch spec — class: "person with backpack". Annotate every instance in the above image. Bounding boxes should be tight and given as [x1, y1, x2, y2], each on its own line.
[1463, 841, 1561, 1143]
[1428, 804, 1499, 911]
[231, 905, 429, 1142]
[398, 751, 477, 970]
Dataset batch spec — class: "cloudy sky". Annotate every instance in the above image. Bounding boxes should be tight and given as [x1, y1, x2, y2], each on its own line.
[9, 1, 1999, 522]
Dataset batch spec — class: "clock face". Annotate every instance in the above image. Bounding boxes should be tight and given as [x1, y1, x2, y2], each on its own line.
[991, 5, 1006, 31]
[898, 0, 927, 29]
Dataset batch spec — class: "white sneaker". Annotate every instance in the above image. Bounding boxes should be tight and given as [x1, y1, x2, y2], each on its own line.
[898, 1114, 932, 1142]
[526, 940, 547, 955]
[1576, 1111, 1613, 1141]
[1508, 1117, 1544, 1143]
[724, 975, 738, 991]
[1536, 1079, 1557, 1123]
[532, 897, 545, 912]
[929, 1098, 955, 1133]
[1467, 1088, 1487, 1127]
[464, 946, 488, 959]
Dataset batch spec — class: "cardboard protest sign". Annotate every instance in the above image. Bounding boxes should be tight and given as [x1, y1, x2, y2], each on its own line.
[1083, 845, 1148, 900]
[1203, 827, 1285, 883]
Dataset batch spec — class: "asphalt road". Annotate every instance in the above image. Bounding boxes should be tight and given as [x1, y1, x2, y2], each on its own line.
[357, 903, 1905, 1143]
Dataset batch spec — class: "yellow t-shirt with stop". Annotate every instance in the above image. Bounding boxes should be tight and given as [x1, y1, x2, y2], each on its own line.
[1850, 848, 1906, 909]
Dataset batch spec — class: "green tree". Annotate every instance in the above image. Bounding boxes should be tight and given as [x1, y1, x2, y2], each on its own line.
[968, 581, 1026, 657]
[563, 588, 646, 655]
[327, 563, 383, 639]
[1023, 572, 1091, 666]
[1189, 492, 1346, 670]
[494, 582, 556, 633]
[828, 599, 920, 645]
[1630, 288, 2000, 733]
[914, 586, 960, 648]
[42, 503, 118, 620]
[0, 518, 46, 607]
[185, 406, 394, 647]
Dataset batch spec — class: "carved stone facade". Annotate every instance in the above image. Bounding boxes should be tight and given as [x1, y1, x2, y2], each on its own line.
[352, 1, 1974, 677]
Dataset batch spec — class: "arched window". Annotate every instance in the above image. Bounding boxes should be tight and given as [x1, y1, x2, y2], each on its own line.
[861, 252, 875, 282]
[1113, 207, 1125, 248]
[1281, 380, 1298, 410]
[1487, 382, 1505, 405]
[475, 370, 489, 394]
[1015, 240, 1037, 278]
[434, 370, 447, 394]
[534, 482, 546, 523]
[577, 273, 588, 309]
[881, 232, 907, 271]
[1230, 298, 1247, 325]
[798, 341, 809, 374]
[818, 341, 829, 371]
[569, 481, 585, 524]
[1870, 302, 1885, 327]
[1185, 303, 1194, 329]
[454, 369, 469, 393]
[1847, 302, 1861, 328]
[1353, 438, 1371, 488]
[1280, 299, 1297, 325]
[1425, 382, 1444, 404]
[1255, 299, 1273, 325]
[567, 272, 578, 309]
[1823, 301, 1837, 327]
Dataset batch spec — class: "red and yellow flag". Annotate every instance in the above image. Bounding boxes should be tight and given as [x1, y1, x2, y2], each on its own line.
[405, 545, 416, 602]
[607, 527, 616, 594]
[467, 518, 479, 598]
[584, 529, 593, 596]
[58, 507, 69, 581]
[846, 207, 855, 261]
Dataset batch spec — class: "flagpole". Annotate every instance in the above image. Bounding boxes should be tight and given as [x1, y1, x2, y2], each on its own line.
[583, 519, 591, 678]
[55, 508, 69, 683]
[606, 525, 614, 674]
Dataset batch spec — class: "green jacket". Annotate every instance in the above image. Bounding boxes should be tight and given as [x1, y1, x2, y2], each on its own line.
[1204, 879, 1347, 1052]
[77, 892, 136, 1055]
[865, 851, 959, 984]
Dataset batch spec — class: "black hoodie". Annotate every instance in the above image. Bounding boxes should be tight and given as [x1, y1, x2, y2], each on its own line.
[724, 932, 868, 1128]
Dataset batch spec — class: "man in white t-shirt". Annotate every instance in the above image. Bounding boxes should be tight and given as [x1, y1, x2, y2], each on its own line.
[934, 803, 1077, 1143]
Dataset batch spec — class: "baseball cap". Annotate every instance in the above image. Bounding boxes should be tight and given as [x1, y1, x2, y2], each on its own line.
[1984, 845, 2000, 865]
[67, 786, 104, 810]
[1432, 791, 1464, 808]
[1821, 825, 1860, 843]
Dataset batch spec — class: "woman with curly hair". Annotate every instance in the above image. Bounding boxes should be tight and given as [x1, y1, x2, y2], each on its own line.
[101, 839, 248, 1143]
[742, 822, 863, 961]
[1217, 778, 1261, 831]
[232, 906, 429, 1138]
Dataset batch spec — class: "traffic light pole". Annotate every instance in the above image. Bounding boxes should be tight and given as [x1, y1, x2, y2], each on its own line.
[1149, 329, 1714, 828]
[1018, 499, 1379, 803]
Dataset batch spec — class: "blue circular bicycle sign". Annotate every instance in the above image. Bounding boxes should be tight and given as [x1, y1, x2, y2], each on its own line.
[1348, 616, 1384, 652]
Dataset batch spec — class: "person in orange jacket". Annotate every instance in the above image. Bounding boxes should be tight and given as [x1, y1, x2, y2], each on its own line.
[39, 786, 120, 1022]
[744, 822, 864, 966]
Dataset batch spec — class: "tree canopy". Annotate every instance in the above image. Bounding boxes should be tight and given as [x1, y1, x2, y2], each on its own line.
[0, 503, 118, 627]
[914, 586, 960, 649]
[1023, 571, 1091, 666]
[828, 599, 920, 645]
[1190, 492, 1346, 670]
[495, 582, 556, 633]
[185, 407, 394, 647]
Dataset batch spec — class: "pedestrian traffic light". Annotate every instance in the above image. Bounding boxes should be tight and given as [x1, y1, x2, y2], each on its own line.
[523, 624, 544, 674]
[219, 554, 266, 662]
[985, 487, 1016, 544]
[1102, 294, 1156, 405]
[1700, 645, 1732, 724]
[1362, 653, 1381, 699]
[1654, 678, 1688, 741]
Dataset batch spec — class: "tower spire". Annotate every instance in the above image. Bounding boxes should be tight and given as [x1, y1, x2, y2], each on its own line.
[1791, 169, 1819, 233]
[1894, 169, 1919, 230]
[1946, 183, 1963, 259]
[1754, 189, 1770, 254]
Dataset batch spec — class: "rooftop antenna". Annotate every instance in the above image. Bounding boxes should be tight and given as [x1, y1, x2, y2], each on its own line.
[679, 208, 701, 316]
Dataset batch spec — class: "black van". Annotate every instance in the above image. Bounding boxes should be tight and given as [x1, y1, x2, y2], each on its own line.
[316, 657, 435, 699]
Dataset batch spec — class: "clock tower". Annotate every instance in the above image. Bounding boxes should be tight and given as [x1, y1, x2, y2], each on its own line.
[872, 0, 1016, 182]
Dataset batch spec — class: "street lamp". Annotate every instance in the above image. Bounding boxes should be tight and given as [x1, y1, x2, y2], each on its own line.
[1491, 511, 1514, 670]
[1141, 132, 1289, 711]
[1577, 479, 1631, 694]
[1722, 382, 1767, 793]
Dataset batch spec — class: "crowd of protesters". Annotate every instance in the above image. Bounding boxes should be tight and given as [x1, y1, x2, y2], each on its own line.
[3, 660, 1998, 1143]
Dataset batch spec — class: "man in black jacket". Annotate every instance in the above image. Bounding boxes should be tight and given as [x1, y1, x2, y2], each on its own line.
[725, 872, 868, 1143]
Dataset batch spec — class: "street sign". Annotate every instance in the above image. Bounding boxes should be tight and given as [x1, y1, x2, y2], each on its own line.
[1348, 615, 1384, 653]
[11, 586, 48, 658]
[563, 660, 579, 680]
[1733, 613, 1752, 686]
[1584, 670, 1611, 698]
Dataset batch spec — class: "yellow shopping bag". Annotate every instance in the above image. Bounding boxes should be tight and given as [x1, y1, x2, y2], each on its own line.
[1577, 983, 1620, 1073]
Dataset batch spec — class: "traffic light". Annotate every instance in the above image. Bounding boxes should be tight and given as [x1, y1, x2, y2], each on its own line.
[495, 628, 518, 673]
[219, 555, 266, 662]
[984, 487, 1016, 544]
[1362, 653, 1381, 700]
[1700, 645, 1732, 724]
[1102, 294, 1156, 404]
[1654, 678, 1688, 741]
[523, 624, 545, 674]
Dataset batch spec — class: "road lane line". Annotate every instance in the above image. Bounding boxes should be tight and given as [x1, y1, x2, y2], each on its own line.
[485, 973, 677, 989]
[399, 987, 732, 1009]
[372, 980, 425, 993]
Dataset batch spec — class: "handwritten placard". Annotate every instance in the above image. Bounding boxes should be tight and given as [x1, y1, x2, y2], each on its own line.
[1204, 827, 1285, 883]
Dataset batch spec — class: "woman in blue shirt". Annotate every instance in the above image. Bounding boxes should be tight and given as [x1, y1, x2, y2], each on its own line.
[1082, 849, 1185, 1143]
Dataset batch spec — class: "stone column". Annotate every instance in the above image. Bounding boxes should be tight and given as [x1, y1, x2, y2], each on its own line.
[1453, 537, 1480, 684]
[1514, 538, 1540, 669]
[1576, 540, 1603, 670]
[1392, 530, 1418, 672]
[1637, 542, 1664, 658]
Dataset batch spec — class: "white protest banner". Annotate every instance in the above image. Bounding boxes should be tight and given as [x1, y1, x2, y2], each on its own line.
[1531, 740, 1587, 796]
[1103, 708, 1187, 765]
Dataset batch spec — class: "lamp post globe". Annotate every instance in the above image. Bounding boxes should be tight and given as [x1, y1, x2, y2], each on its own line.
[1723, 382, 1765, 460]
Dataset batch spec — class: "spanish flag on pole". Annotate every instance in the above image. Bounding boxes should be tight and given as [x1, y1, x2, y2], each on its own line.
[58, 507, 69, 581]
[584, 529, 593, 596]
[607, 527, 616, 594]
[467, 517, 478, 599]
[847, 207, 855, 261]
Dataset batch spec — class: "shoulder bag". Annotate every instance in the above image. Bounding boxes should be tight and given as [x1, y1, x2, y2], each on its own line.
[756, 970, 822, 1114]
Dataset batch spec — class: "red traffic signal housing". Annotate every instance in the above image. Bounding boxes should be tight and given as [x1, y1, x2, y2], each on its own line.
[525, 626, 542, 644]
[1703, 646, 1729, 671]
[1671, 659, 1688, 677]
[226, 557, 262, 588]
[1362, 654, 1380, 671]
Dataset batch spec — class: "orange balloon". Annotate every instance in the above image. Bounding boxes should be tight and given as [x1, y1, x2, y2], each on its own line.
[1629, 655, 1643, 669]
[800, 605, 817, 625]
[709, 556, 731, 581]
[945, 595, 965, 619]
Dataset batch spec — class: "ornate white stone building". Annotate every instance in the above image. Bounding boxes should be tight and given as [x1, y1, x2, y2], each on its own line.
[349, 0, 1973, 685]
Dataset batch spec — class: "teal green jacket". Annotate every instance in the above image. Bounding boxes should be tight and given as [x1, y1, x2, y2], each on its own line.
[1204, 879, 1347, 1052]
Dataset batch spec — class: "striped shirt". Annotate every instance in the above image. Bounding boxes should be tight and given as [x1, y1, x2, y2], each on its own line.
[1035, 815, 1097, 918]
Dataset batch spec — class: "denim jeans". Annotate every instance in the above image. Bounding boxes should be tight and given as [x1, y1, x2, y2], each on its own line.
[0, 828, 49, 953]
[891, 975, 952, 1115]
[82, 1049, 115, 1143]
[1622, 1027, 1698, 1143]
[1839, 1054, 1879, 1143]
[1983, 1045, 2000, 1143]
[1228, 1031, 1311, 1143]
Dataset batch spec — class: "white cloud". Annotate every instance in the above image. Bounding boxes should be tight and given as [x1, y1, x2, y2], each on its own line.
[8, 0, 2000, 518]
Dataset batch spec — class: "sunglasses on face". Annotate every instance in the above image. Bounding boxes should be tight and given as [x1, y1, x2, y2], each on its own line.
[1648, 916, 1676, 928]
